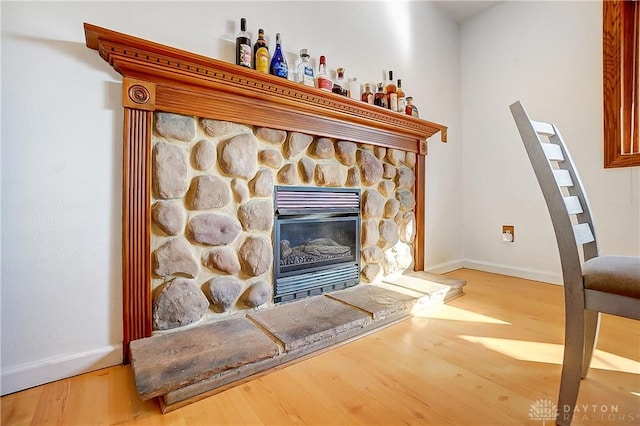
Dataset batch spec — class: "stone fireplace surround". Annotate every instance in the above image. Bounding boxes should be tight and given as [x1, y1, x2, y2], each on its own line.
[150, 111, 421, 332]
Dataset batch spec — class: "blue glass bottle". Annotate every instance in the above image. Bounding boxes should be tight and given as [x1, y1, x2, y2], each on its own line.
[269, 33, 288, 79]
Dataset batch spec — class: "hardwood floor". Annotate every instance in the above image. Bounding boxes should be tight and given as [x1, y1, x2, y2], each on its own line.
[2, 269, 639, 425]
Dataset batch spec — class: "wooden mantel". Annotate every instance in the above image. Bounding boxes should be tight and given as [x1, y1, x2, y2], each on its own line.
[83, 23, 447, 359]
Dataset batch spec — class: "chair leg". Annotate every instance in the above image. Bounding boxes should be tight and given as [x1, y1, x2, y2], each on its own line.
[581, 311, 600, 378]
[556, 310, 585, 426]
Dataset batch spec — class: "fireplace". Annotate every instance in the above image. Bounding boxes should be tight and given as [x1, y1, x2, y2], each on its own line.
[274, 187, 360, 302]
[83, 23, 447, 358]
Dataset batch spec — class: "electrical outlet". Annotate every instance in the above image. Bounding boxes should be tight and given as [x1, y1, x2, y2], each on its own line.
[502, 225, 515, 242]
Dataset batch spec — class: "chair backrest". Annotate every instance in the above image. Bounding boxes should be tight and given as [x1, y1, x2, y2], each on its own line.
[510, 101, 599, 291]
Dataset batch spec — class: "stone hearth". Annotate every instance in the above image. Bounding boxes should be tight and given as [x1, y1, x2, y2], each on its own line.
[130, 270, 465, 412]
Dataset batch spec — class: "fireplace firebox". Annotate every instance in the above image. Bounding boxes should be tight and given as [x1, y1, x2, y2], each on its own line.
[274, 186, 361, 303]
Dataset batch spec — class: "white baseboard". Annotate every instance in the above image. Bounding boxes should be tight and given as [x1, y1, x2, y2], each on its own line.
[425, 258, 562, 285]
[425, 259, 467, 274]
[462, 259, 563, 285]
[1, 344, 123, 396]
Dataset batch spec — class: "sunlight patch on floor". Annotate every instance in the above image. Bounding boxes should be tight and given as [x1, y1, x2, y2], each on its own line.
[458, 335, 640, 374]
[414, 304, 511, 325]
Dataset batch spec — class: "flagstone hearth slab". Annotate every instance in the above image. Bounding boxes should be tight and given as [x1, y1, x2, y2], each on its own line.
[384, 271, 466, 303]
[247, 296, 372, 351]
[326, 284, 418, 320]
[129, 316, 280, 400]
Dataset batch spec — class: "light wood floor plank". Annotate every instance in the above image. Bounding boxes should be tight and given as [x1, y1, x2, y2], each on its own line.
[2, 269, 638, 425]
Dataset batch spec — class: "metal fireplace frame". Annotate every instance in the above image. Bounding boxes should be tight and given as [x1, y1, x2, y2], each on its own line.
[273, 186, 361, 303]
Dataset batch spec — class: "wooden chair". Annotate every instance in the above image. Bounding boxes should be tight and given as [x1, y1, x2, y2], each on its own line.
[509, 101, 640, 426]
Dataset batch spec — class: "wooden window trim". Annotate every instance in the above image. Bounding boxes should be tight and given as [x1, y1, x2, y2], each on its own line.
[603, 0, 640, 168]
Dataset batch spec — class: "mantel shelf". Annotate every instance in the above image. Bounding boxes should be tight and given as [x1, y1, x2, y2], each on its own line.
[84, 23, 446, 154]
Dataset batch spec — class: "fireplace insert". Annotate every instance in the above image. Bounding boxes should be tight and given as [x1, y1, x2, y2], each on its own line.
[273, 186, 360, 303]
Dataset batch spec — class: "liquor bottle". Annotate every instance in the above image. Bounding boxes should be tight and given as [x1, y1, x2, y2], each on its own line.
[396, 79, 406, 113]
[235, 18, 252, 68]
[334, 67, 348, 96]
[316, 55, 333, 91]
[385, 71, 398, 111]
[361, 83, 374, 104]
[253, 28, 269, 73]
[406, 96, 419, 117]
[374, 83, 387, 108]
[348, 77, 360, 100]
[269, 33, 288, 78]
[296, 49, 315, 86]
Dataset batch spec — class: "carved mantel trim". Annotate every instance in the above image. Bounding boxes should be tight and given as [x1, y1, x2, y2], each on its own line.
[85, 23, 446, 151]
[84, 23, 446, 360]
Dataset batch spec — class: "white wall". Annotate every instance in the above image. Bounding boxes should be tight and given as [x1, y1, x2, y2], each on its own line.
[460, 1, 640, 283]
[1, 1, 462, 394]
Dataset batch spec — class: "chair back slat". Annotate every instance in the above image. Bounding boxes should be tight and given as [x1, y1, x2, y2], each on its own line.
[564, 196, 584, 215]
[543, 143, 565, 161]
[554, 169, 573, 187]
[531, 120, 556, 136]
[573, 223, 595, 245]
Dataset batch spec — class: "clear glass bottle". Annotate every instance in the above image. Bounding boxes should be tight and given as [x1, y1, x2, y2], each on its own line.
[269, 33, 288, 78]
[348, 77, 360, 100]
[396, 79, 406, 113]
[374, 83, 387, 108]
[235, 18, 252, 68]
[361, 83, 374, 104]
[385, 71, 397, 111]
[296, 49, 315, 86]
[253, 28, 269, 73]
[316, 55, 333, 91]
[406, 96, 419, 117]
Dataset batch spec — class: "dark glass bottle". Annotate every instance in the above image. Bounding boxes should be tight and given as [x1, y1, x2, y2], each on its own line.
[253, 28, 269, 73]
[385, 71, 397, 111]
[269, 33, 288, 78]
[235, 18, 251, 68]
[406, 96, 419, 117]
[396, 79, 406, 113]
[361, 83, 374, 104]
[374, 83, 387, 108]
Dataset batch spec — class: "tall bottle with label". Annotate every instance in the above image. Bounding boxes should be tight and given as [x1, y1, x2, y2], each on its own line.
[253, 28, 269, 73]
[269, 33, 288, 78]
[316, 55, 333, 91]
[396, 79, 406, 113]
[235, 18, 252, 68]
[385, 71, 398, 111]
[374, 83, 387, 108]
[296, 49, 315, 86]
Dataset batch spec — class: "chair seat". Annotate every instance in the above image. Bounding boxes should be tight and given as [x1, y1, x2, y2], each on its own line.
[583, 256, 640, 298]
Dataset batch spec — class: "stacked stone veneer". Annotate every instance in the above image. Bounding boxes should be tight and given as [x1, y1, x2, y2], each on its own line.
[151, 112, 417, 332]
